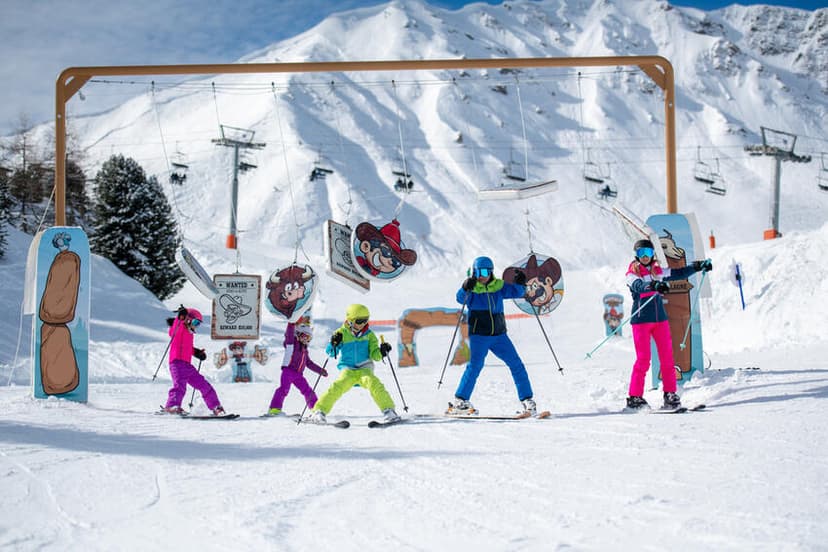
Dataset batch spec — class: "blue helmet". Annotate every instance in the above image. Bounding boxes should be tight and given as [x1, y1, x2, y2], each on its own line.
[472, 256, 494, 278]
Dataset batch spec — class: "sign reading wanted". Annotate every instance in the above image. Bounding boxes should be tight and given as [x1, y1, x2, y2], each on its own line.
[211, 274, 262, 339]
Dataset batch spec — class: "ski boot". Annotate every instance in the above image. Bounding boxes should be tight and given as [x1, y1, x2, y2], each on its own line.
[163, 406, 186, 415]
[212, 406, 227, 416]
[625, 396, 650, 411]
[382, 408, 402, 423]
[265, 408, 284, 417]
[521, 398, 538, 416]
[662, 392, 682, 410]
[310, 410, 327, 424]
[446, 398, 476, 416]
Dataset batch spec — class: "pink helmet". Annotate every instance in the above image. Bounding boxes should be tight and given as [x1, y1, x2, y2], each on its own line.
[187, 308, 203, 323]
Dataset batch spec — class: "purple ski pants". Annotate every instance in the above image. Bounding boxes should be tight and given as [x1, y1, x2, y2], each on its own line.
[165, 359, 221, 410]
[269, 368, 318, 410]
[629, 320, 677, 396]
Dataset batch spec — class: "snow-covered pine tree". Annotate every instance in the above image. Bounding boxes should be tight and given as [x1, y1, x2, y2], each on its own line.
[0, 167, 10, 258]
[91, 154, 185, 300]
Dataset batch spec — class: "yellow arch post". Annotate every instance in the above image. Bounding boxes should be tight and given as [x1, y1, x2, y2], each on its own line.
[54, 56, 677, 225]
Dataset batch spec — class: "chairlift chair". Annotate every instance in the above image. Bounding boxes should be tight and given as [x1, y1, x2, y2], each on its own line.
[583, 161, 606, 184]
[818, 153, 828, 192]
[169, 150, 189, 185]
[595, 182, 618, 200]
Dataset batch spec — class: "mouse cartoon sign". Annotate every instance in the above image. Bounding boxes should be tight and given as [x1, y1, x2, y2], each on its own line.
[350, 219, 417, 282]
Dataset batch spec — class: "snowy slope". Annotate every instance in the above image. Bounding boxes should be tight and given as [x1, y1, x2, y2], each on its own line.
[2, 0, 828, 549]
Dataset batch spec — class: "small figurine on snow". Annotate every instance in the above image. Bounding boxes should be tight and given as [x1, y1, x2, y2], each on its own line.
[162, 306, 226, 416]
[265, 317, 328, 416]
[625, 239, 712, 411]
[310, 304, 400, 423]
[447, 256, 539, 417]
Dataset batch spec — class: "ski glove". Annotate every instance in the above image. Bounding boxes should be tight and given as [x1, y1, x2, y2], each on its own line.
[166, 317, 175, 327]
[177, 306, 189, 320]
[513, 269, 527, 286]
[380, 342, 392, 357]
[693, 259, 713, 273]
[193, 347, 207, 361]
[330, 332, 343, 347]
[462, 277, 476, 292]
[650, 281, 670, 294]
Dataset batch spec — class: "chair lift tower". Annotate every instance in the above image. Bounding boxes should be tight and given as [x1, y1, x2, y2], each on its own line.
[744, 127, 811, 240]
[212, 125, 266, 249]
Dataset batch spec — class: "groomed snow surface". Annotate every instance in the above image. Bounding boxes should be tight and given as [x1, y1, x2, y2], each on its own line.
[1, 225, 827, 550]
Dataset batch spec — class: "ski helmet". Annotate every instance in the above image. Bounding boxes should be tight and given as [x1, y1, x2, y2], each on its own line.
[187, 308, 203, 323]
[295, 321, 313, 338]
[633, 239, 654, 251]
[472, 256, 494, 278]
[345, 303, 370, 321]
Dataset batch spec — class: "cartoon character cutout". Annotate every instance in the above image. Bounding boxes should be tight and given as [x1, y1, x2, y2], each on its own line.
[265, 264, 317, 323]
[503, 253, 565, 316]
[214, 341, 269, 383]
[351, 219, 417, 281]
[602, 293, 625, 337]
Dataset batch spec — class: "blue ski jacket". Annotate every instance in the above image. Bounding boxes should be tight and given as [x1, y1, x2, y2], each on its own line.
[457, 278, 526, 336]
[626, 260, 698, 324]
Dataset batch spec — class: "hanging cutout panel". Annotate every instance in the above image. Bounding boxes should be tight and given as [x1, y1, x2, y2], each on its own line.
[265, 264, 318, 323]
[211, 273, 262, 340]
[324, 220, 370, 292]
[176, 246, 220, 300]
[502, 253, 564, 316]
[350, 219, 417, 282]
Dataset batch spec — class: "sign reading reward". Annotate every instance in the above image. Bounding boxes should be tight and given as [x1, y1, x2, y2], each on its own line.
[211, 274, 262, 340]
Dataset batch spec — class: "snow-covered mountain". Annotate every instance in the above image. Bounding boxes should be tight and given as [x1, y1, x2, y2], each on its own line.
[63, 0, 827, 283]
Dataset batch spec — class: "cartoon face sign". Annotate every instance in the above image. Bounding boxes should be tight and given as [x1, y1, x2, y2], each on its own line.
[265, 264, 317, 322]
[503, 253, 565, 316]
[351, 219, 417, 281]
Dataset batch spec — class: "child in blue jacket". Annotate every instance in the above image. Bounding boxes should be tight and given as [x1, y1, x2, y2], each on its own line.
[448, 256, 538, 416]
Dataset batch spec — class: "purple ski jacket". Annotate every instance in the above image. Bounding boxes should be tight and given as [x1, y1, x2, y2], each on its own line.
[281, 323, 325, 375]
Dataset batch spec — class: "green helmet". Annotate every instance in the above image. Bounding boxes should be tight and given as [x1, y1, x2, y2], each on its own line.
[345, 303, 370, 321]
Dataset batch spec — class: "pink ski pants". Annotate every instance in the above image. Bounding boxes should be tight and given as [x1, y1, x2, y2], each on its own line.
[629, 320, 676, 396]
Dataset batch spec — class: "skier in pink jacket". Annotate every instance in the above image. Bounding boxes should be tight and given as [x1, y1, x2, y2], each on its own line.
[265, 318, 328, 416]
[163, 307, 225, 415]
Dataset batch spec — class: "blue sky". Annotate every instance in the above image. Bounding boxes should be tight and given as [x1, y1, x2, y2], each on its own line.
[0, 0, 825, 136]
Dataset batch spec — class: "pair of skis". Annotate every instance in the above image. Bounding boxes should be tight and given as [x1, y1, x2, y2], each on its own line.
[156, 408, 239, 420]
[625, 404, 708, 415]
[259, 412, 400, 429]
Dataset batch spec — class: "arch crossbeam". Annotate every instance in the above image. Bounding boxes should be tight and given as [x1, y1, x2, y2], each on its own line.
[55, 56, 678, 224]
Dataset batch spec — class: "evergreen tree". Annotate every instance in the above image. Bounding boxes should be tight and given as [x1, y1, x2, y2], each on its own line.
[0, 167, 11, 258]
[91, 154, 185, 300]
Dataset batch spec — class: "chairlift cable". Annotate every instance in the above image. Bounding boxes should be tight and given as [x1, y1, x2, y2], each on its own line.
[328, 80, 354, 225]
[271, 83, 309, 265]
[150, 82, 192, 231]
[391, 80, 410, 218]
[513, 76, 530, 183]
[452, 77, 482, 194]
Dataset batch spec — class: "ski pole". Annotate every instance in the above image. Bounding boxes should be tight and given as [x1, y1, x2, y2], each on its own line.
[437, 295, 469, 389]
[152, 323, 178, 381]
[679, 270, 708, 350]
[381, 336, 408, 412]
[530, 304, 564, 375]
[187, 358, 203, 409]
[585, 293, 658, 359]
[297, 357, 329, 425]
[735, 264, 746, 310]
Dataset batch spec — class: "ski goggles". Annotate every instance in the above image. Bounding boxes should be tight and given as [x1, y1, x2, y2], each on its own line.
[474, 267, 492, 278]
[352, 317, 369, 325]
[636, 247, 655, 259]
[190, 318, 201, 327]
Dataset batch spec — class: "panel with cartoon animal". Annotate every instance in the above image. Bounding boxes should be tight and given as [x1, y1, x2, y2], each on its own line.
[646, 214, 705, 388]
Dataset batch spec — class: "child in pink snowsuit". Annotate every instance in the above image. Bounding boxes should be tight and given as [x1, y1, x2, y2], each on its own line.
[164, 307, 225, 415]
[625, 239, 711, 411]
[266, 319, 327, 415]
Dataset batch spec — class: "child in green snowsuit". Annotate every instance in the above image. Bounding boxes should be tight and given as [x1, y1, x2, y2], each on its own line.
[311, 304, 399, 423]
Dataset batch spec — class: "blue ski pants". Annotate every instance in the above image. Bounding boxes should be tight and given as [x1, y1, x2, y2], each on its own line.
[455, 333, 533, 401]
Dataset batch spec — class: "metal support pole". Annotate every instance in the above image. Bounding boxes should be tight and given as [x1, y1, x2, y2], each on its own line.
[229, 144, 240, 249]
[769, 156, 782, 238]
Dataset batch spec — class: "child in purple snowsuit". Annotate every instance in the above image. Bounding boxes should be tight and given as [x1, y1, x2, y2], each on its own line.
[164, 307, 225, 415]
[266, 319, 328, 415]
